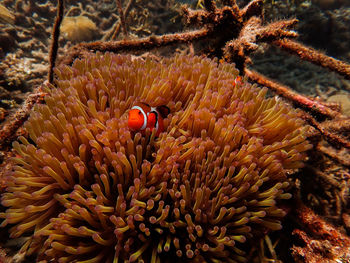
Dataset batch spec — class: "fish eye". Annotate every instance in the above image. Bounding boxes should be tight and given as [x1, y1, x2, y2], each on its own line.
[138, 111, 142, 115]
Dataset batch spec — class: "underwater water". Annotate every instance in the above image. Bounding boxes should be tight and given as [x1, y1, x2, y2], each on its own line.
[0, 0, 350, 263]
[0, 0, 349, 111]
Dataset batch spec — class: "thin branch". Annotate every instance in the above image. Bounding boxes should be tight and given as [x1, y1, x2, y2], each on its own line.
[116, 0, 128, 39]
[244, 68, 341, 119]
[110, 23, 122, 41]
[320, 118, 350, 133]
[61, 28, 210, 66]
[304, 114, 350, 149]
[48, 0, 64, 84]
[318, 144, 350, 167]
[273, 39, 350, 80]
[111, 0, 134, 40]
[304, 164, 342, 188]
[0, 87, 46, 149]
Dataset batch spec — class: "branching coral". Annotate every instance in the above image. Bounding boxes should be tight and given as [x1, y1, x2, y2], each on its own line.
[1, 53, 311, 262]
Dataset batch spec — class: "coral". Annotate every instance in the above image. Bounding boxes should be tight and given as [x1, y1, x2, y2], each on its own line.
[0, 0, 54, 97]
[48, 0, 64, 84]
[60, 15, 98, 43]
[0, 85, 46, 150]
[115, 0, 128, 38]
[0, 3, 16, 53]
[0, 108, 7, 122]
[0, 53, 311, 262]
[0, 3, 15, 25]
[291, 204, 350, 262]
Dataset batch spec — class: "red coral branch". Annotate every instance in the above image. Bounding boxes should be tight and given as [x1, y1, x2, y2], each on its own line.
[244, 68, 341, 119]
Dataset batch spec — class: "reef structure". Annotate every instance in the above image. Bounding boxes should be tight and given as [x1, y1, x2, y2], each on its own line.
[0, 53, 311, 262]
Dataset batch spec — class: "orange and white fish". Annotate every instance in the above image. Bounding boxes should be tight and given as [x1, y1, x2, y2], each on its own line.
[234, 76, 242, 86]
[128, 102, 170, 137]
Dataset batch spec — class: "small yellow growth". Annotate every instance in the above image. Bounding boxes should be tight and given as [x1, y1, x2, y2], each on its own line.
[0, 3, 15, 25]
[60, 15, 97, 42]
[327, 93, 350, 116]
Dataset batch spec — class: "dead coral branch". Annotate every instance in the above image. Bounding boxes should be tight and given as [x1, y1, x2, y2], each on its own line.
[273, 39, 350, 80]
[292, 203, 350, 262]
[48, 0, 64, 84]
[244, 69, 350, 150]
[0, 87, 46, 150]
[244, 68, 340, 119]
[306, 115, 350, 149]
[104, 0, 134, 41]
[61, 28, 210, 66]
[224, 17, 298, 72]
[116, 0, 128, 39]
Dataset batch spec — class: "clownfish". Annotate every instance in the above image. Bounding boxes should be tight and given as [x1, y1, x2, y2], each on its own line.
[128, 102, 170, 137]
[234, 76, 242, 86]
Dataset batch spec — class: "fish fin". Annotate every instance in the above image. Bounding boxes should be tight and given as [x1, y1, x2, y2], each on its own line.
[148, 111, 158, 128]
[156, 105, 170, 118]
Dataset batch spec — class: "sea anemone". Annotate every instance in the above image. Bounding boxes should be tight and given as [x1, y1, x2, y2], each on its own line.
[0, 3, 15, 25]
[0, 53, 311, 262]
